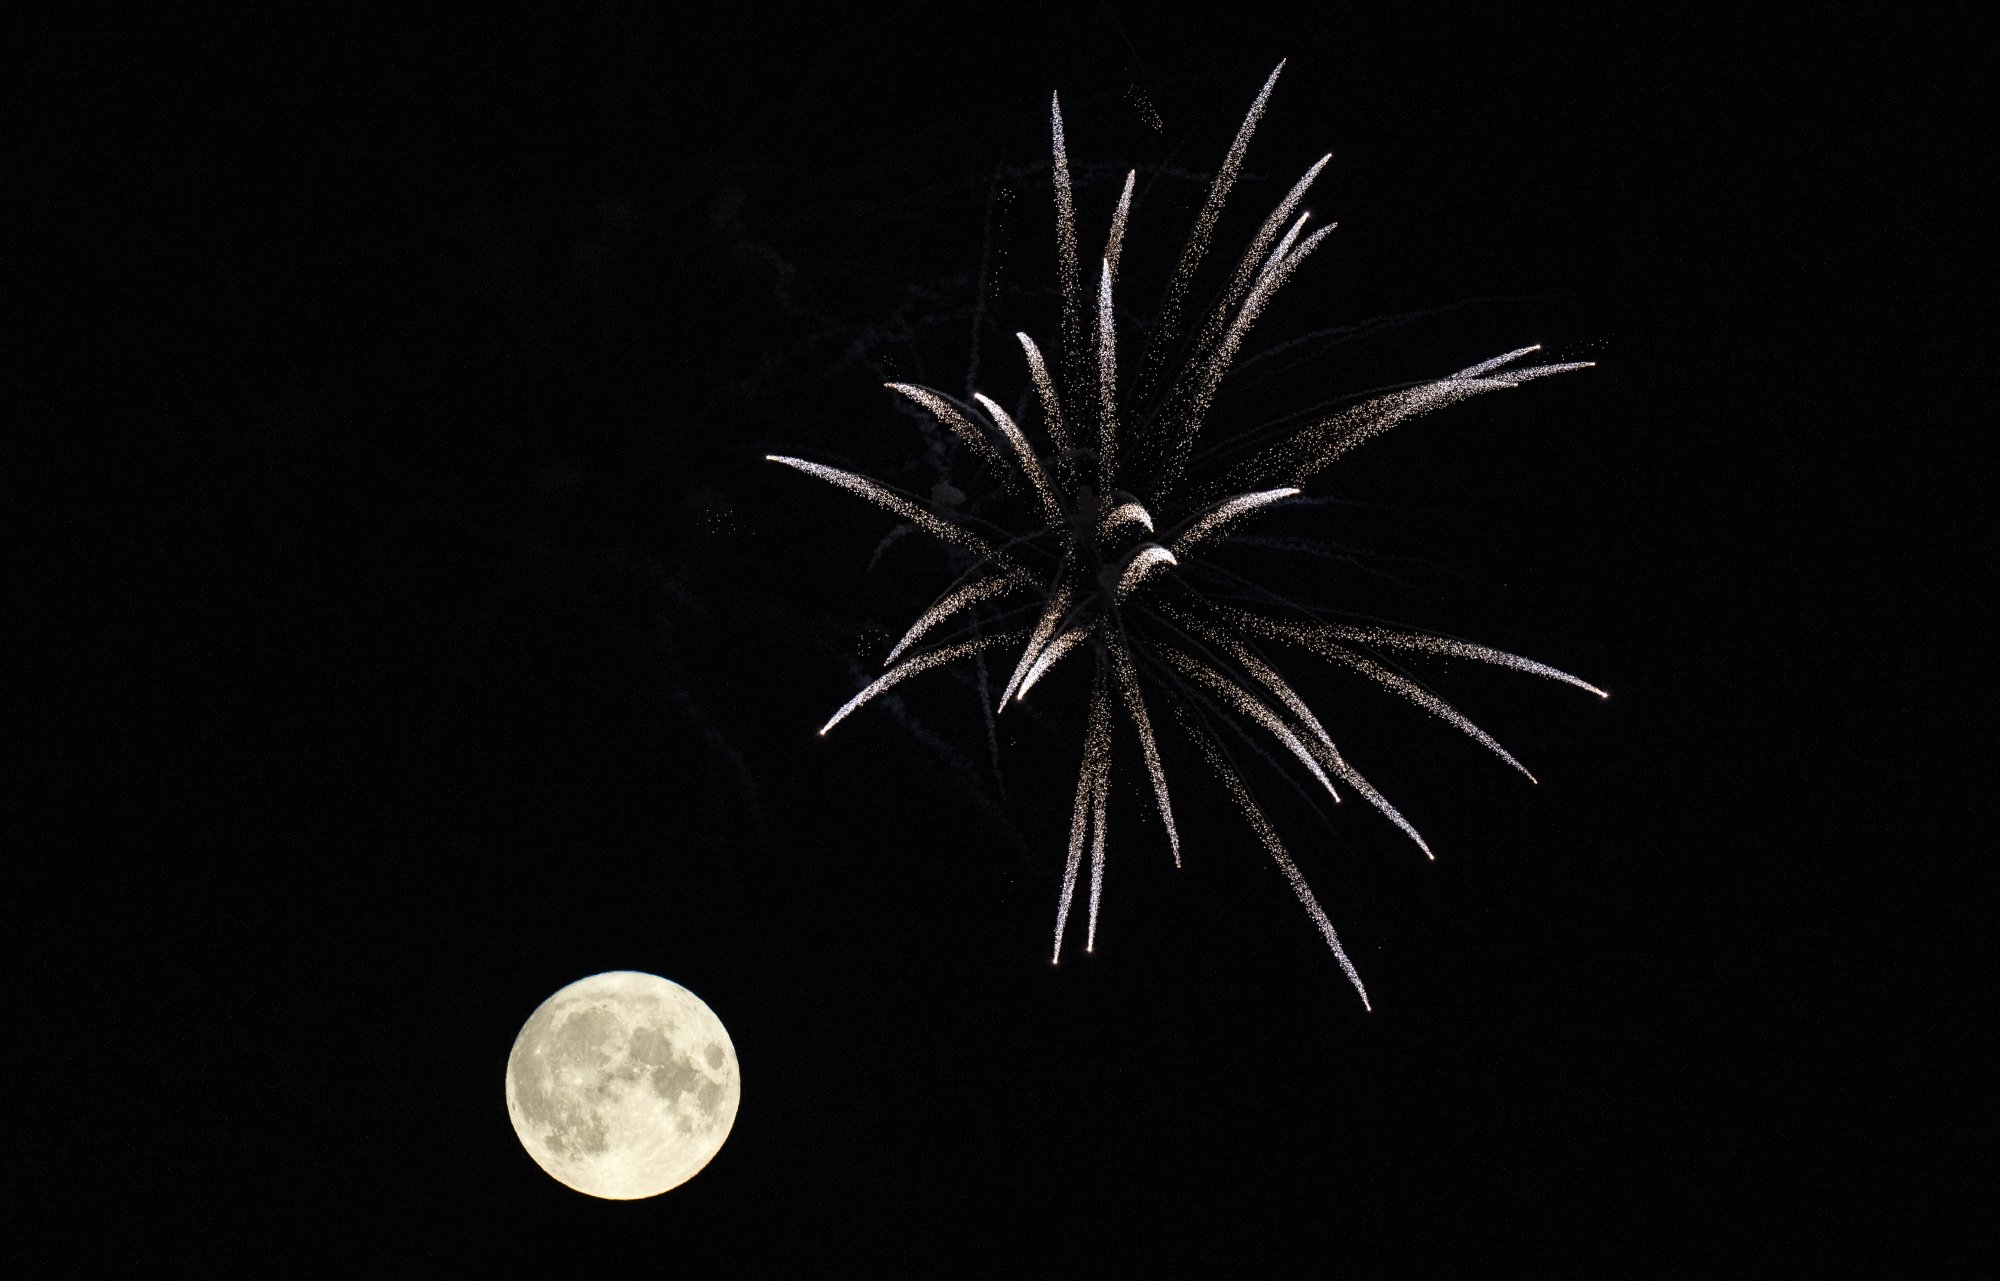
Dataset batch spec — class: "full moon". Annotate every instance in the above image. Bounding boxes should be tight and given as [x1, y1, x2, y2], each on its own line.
[505, 971, 741, 1199]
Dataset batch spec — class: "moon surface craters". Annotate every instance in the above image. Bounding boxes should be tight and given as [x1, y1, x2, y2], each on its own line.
[626, 1022, 725, 1132]
[506, 971, 740, 1199]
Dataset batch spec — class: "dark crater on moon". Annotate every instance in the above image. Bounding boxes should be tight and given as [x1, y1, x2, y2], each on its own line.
[624, 1019, 728, 1122]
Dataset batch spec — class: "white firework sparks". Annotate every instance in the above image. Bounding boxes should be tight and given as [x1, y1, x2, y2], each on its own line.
[769, 63, 1601, 1005]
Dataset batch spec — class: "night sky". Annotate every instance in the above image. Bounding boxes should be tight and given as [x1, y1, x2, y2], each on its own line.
[23, 4, 1986, 1272]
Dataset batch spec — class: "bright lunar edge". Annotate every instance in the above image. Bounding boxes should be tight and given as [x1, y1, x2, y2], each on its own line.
[505, 971, 741, 1199]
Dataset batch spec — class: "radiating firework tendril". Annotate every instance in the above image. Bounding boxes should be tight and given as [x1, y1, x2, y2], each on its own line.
[1015, 331, 1071, 471]
[1165, 648, 1343, 805]
[1109, 634, 1178, 867]
[1083, 679, 1112, 955]
[1114, 545, 1178, 599]
[1273, 630, 1540, 781]
[1135, 60, 1286, 408]
[1096, 259, 1120, 498]
[1053, 675, 1110, 963]
[1310, 622, 1610, 698]
[885, 573, 1027, 666]
[1100, 501, 1155, 536]
[1218, 346, 1596, 494]
[882, 384, 1009, 478]
[998, 580, 1076, 708]
[972, 392, 1063, 525]
[818, 632, 1025, 736]
[1050, 93, 1085, 399]
[1103, 171, 1136, 281]
[765, 455, 1005, 563]
[1182, 707, 1371, 1010]
[1015, 626, 1088, 702]
[1172, 487, 1302, 555]
[770, 63, 1601, 1005]
[1201, 625, 1433, 859]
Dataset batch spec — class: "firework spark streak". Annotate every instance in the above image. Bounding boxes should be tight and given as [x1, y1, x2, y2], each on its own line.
[771, 64, 1601, 1005]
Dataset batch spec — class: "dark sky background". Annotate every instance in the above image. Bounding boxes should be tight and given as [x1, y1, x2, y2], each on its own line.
[22, 3, 1987, 1273]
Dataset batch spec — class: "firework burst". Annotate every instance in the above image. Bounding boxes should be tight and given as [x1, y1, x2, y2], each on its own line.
[770, 62, 1602, 1007]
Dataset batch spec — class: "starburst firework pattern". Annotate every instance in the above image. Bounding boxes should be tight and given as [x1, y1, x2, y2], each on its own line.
[769, 63, 1603, 1007]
